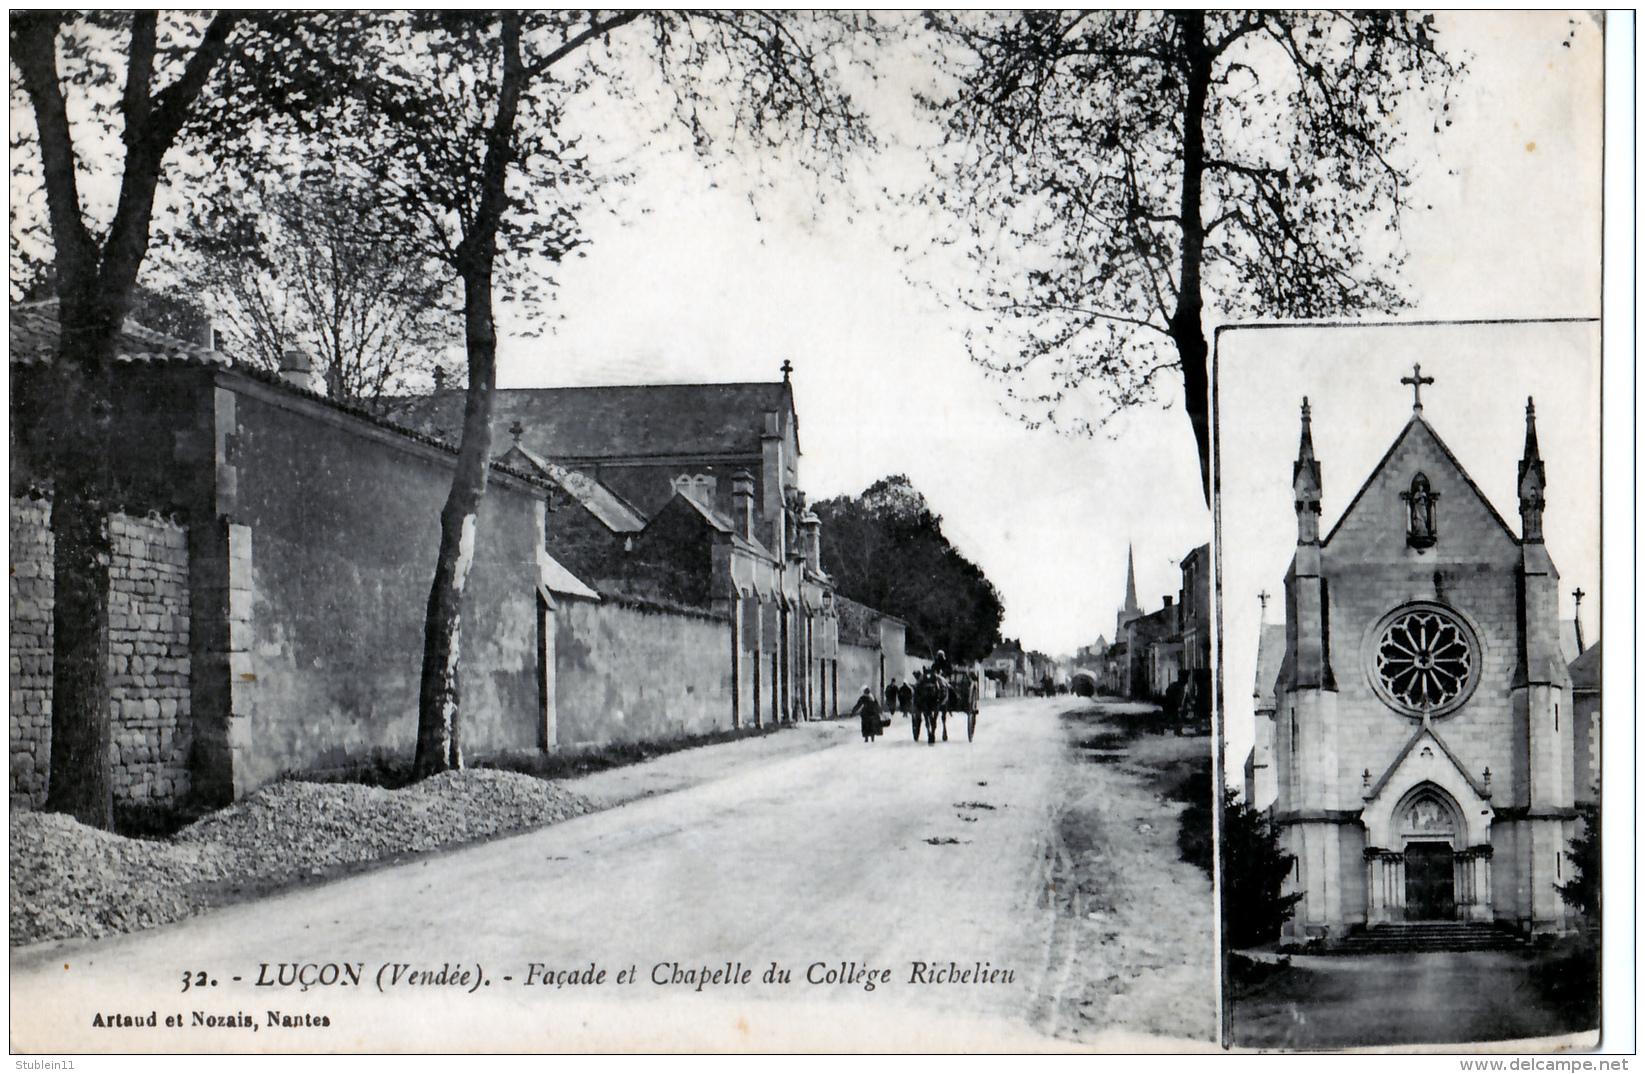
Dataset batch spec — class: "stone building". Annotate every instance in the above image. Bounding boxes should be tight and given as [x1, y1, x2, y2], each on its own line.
[1244, 622, 1286, 811]
[1178, 543, 1212, 673]
[1271, 380, 1589, 940]
[1102, 542, 1210, 705]
[386, 371, 841, 726]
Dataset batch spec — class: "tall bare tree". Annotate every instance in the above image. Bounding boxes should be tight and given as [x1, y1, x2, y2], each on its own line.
[298, 12, 873, 776]
[924, 11, 1464, 498]
[177, 178, 458, 402]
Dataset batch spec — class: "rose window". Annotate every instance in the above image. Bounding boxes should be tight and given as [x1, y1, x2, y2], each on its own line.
[1371, 606, 1478, 717]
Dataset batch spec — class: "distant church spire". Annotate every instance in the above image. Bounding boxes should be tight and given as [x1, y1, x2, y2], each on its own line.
[1518, 396, 1546, 543]
[1123, 544, 1139, 615]
[1293, 398, 1322, 545]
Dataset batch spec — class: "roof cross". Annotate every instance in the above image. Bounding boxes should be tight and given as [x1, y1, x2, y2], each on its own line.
[780, 359, 794, 383]
[1257, 589, 1271, 618]
[1401, 362, 1435, 411]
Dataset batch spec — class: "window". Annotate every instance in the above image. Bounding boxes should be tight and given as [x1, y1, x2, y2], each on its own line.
[1369, 603, 1480, 718]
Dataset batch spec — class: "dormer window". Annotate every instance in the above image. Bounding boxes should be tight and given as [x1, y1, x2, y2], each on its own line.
[1401, 472, 1439, 549]
[671, 473, 717, 506]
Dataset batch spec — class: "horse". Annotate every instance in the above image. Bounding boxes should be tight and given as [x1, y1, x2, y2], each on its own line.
[912, 672, 949, 745]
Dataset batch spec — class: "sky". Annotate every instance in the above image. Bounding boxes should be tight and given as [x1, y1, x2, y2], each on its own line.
[482, 11, 1606, 660]
[9, 12, 1607, 660]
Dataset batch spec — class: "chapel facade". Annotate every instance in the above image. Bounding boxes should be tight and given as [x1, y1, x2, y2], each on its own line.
[1273, 374, 1579, 939]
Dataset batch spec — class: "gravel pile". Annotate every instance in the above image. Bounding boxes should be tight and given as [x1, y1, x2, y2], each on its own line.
[11, 812, 242, 944]
[10, 770, 593, 947]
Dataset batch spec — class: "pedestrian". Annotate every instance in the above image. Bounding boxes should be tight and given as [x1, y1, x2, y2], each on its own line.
[849, 686, 883, 743]
[885, 678, 900, 715]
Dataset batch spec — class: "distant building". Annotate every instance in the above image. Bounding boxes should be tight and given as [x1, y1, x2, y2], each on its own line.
[1568, 641, 1600, 808]
[1244, 623, 1286, 810]
[389, 373, 868, 726]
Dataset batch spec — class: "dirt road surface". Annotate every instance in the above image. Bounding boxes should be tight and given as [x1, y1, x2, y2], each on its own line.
[11, 697, 1212, 1052]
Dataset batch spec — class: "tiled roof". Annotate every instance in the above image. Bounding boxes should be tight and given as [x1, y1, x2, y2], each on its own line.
[834, 594, 885, 648]
[380, 382, 796, 460]
[1253, 623, 1286, 710]
[504, 445, 646, 533]
[1568, 640, 1601, 691]
[10, 299, 229, 367]
[11, 300, 556, 495]
[540, 552, 601, 602]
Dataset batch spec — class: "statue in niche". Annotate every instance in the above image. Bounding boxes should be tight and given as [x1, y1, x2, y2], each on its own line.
[1402, 471, 1439, 549]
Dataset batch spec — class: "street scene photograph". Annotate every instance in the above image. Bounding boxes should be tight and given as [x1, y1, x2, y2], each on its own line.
[5, 8, 1625, 1057]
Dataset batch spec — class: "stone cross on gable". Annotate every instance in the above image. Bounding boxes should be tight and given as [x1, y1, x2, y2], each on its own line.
[509, 419, 524, 447]
[780, 360, 794, 383]
[1401, 363, 1435, 411]
[1258, 589, 1270, 617]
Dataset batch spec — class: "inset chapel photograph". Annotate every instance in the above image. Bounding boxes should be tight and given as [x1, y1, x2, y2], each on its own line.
[1216, 323, 1602, 1050]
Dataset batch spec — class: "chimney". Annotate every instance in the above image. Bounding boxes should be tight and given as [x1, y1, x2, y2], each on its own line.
[801, 510, 821, 573]
[1162, 595, 1173, 608]
[731, 471, 756, 543]
[280, 347, 317, 393]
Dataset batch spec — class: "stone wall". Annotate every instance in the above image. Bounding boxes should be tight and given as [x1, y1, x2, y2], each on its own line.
[837, 643, 883, 705]
[222, 381, 552, 791]
[9, 500, 191, 809]
[108, 513, 192, 805]
[10, 498, 53, 806]
[553, 598, 735, 747]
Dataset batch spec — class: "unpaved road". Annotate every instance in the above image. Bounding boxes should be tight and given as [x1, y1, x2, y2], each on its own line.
[11, 697, 1212, 1052]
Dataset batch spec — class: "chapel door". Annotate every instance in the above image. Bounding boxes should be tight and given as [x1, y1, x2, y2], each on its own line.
[1404, 842, 1456, 920]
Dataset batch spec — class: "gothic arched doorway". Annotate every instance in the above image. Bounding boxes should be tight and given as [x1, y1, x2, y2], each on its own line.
[1396, 784, 1464, 920]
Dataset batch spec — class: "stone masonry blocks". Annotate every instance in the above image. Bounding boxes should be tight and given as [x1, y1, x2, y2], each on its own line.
[9, 499, 192, 809]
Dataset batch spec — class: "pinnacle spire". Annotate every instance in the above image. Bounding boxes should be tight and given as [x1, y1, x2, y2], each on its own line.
[1123, 544, 1139, 614]
[1293, 398, 1322, 545]
[1518, 396, 1546, 542]
[1522, 396, 1541, 460]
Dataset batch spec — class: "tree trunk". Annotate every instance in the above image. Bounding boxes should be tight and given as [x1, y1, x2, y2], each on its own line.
[413, 268, 498, 777]
[412, 14, 523, 778]
[1172, 10, 1213, 505]
[14, 11, 238, 827]
[42, 479, 115, 828]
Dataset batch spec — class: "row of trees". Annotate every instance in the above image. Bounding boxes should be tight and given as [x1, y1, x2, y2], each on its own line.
[814, 475, 1004, 664]
[10, 11, 1461, 828]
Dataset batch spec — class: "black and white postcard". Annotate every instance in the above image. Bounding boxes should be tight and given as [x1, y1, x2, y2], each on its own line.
[6, 9, 1628, 1057]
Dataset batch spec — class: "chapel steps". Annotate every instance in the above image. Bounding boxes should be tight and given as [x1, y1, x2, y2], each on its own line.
[1329, 922, 1530, 955]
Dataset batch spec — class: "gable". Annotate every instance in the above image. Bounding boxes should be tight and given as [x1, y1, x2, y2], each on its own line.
[500, 445, 645, 533]
[1323, 417, 1521, 563]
